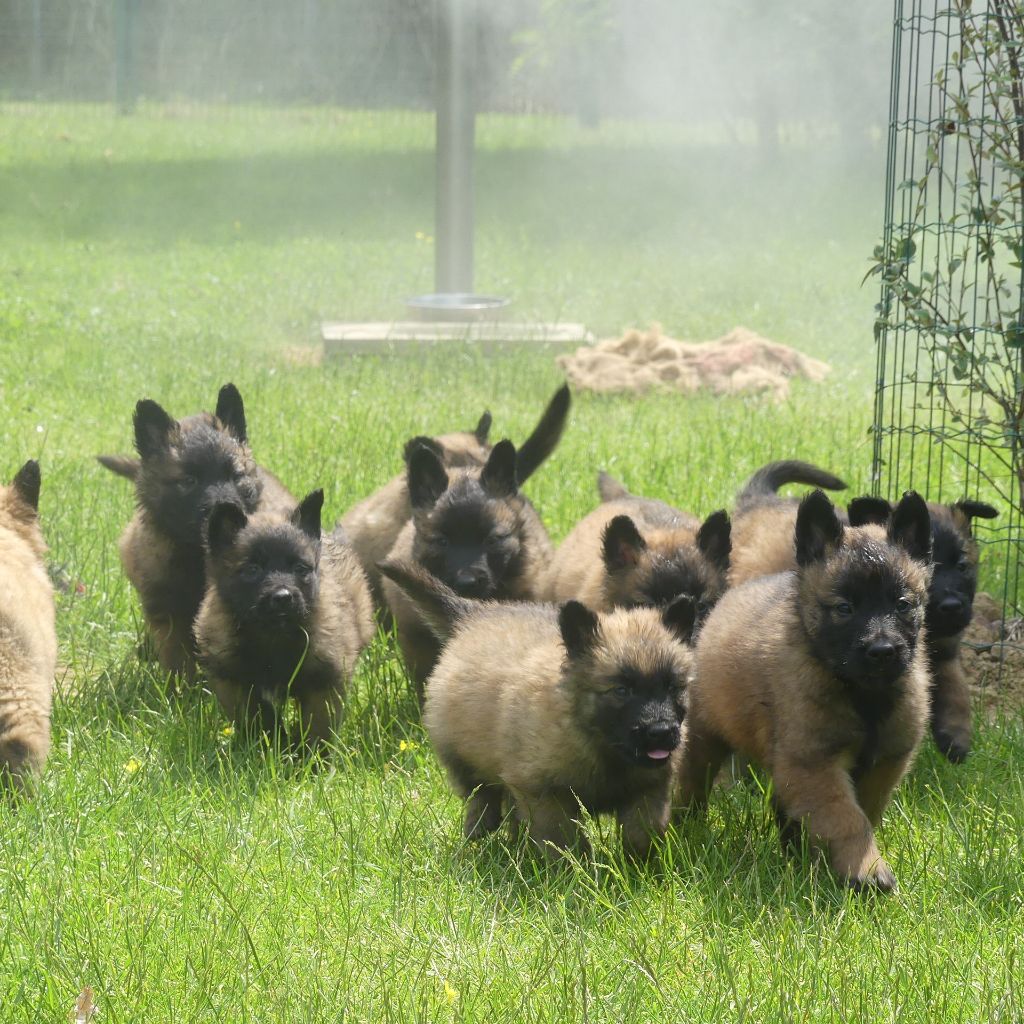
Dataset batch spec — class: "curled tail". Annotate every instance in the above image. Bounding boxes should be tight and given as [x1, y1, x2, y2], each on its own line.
[96, 454, 140, 481]
[597, 471, 631, 502]
[515, 384, 571, 484]
[736, 460, 846, 514]
[378, 560, 473, 642]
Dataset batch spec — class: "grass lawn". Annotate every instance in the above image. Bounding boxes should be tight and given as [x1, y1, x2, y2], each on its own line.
[0, 103, 1021, 1022]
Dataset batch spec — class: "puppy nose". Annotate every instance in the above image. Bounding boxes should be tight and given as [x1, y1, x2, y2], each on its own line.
[939, 596, 964, 615]
[270, 588, 294, 610]
[644, 723, 680, 749]
[866, 640, 896, 663]
[453, 568, 487, 591]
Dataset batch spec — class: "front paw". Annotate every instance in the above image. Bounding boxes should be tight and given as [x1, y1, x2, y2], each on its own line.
[847, 857, 897, 893]
[932, 724, 970, 764]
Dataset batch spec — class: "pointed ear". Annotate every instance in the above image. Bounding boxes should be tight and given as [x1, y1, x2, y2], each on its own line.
[407, 445, 449, 509]
[206, 501, 247, 553]
[480, 439, 517, 497]
[11, 460, 40, 514]
[601, 515, 647, 572]
[847, 496, 891, 528]
[473, 411, 492, 444]
[559, 600, 601, 660]
[952, 499, 998, 522]
[662, 593, 697, 643]
[795, 489, 843, 567]
[133, 399, 177, 460]
[291, 489, 324, 540]
[403, 435, 444, 466]
[889, 491, 932, 563]
[696, 510, 731, 572]
[215, 383, 247, 443]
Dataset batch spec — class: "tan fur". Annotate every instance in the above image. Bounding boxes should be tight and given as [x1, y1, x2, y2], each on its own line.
[194, 522, 374, 745]
[340, 430, 488, 606]
[728, 503, 801, 586]
[380, 470, 553, 691]
[679, 525, 931, 890]
[424, 602, 694, 858]
[0, 477, 56, 789]
[542, 497, 703, 608]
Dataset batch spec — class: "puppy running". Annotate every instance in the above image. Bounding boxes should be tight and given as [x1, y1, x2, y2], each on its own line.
[542, 471, 730, 623]
[678, 490, 932, 891]
[0, 461, 56, 790]
[380, 560, 696, 860]
[195, 490, 374, 745]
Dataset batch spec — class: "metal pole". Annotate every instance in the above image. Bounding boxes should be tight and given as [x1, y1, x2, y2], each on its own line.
[115, 0, 137, 114]
[435, 0, 476, 294]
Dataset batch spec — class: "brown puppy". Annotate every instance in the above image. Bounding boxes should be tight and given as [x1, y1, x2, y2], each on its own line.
[379, 560, 696, 860]
[0, 461, 56, 790]
[195, 490, 374, 745]
[102, 384, 294, 679]
[678, 490, 932, 891]
[542, 471, 730, 625]
[380, 439, 555, 694]
[848, 496, 998, 763]
[341, 385, 570, 606]
[728, 460, 848, 586]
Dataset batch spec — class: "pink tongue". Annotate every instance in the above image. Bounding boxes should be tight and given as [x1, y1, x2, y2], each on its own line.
[647, 749, 671, 761]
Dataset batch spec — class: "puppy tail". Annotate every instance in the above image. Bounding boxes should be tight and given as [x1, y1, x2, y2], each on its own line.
[515, 384, 571, 484]
[378, 560, 472, 642]
[597, 471, 630, 502]
[736, 460, 846, 513]
[96, 454, 140, 481]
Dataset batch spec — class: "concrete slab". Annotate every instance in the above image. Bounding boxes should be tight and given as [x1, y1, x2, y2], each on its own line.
[321, 320, 593, 355]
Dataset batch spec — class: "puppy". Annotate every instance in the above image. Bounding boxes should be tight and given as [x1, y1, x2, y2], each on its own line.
[379, 560, 696, 860]
[728, 460, 848, 586]
[0, 461, 56, 790]
[848, 496, 998, 763]
[542, 471, 730, 624]
[101, 384, 294, 678]
[195, 490, 374, 745]
[341, 384, 570, 606]
[678, 490, 932, 891]
[380, 439, 554, 693]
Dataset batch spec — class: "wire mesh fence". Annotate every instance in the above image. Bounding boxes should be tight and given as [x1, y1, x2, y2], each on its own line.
[872, 0, 1024, 633]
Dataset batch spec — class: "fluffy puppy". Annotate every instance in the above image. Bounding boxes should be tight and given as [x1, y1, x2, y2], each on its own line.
[195, 490, 374, 745]
[542, 471, 730, 624]
[728, 460, 848, 586]
[0, 461, 56, 791]
[340, 385, 570, 605]
[380, 439, 554, 693]
[101, 384, 294, 678]
[379, 560, 696, 860]
[678, 490, 932, 891]
[848, 496, 998, 763]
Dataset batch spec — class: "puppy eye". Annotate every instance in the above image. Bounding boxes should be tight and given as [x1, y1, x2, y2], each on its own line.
[896, 597, 914, 614]
[240, 564, 261, 581]
[178, 475, 197, 492]
[957, 557, 970, 572]
[294, 562, 313, 576]
[834, 601, 854, 617]
[613, 684, 630, 699]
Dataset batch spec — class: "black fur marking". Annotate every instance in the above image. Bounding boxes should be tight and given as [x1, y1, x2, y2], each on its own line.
[926, 520, 976, 638]
[480, 440, 518, 498]
[215, 383, 247, 443]
[559, 601, 600, 659]
[291, 489, 324, 541]
[403, 435, 445, 465]
[11, 460, 40, 512]
[888, 491, 931, 563]
[602, 516, 646, 571]
[473, 411, 492, 444]
[661, 593, 697, 643]
[516, 384, 571, 484]
[206, 501, 247, 552]
[795, 490, 843, 566]
[953, 499, 998, 521]
[695, 509, 731, 572]
[133, 400, 176, 459]
[847, 496, 891, 528]
[632, 553, 717, 618]
[407, 446, 450, 510]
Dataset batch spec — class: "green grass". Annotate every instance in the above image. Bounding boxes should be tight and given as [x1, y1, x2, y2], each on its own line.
[0, 103, 1021, 1022]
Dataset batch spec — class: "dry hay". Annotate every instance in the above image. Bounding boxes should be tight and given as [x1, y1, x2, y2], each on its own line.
[557, 324, 830, 400]
[962, 592, 1024, 721]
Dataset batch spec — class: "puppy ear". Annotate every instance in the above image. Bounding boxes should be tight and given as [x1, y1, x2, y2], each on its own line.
[662, 593, 697, 643]
[133, 399, 177, 460]
[847, 496, 892, 528]
[403, 435, 444, 466]
[206, 501, 247, 553]
[795, 489, 843, 567]
[889, 491, 932, 563]
[481, 439, 517, 497]
[559, 600, 601, 660]
[11, 460, 40, 514]
[696, 510, 731, 572]
[291, 489, 324, 540]
[215, 383, 247, 443]
[601, 515, 647, 572]
[952, 499, 998, 522]
[407, 445, 449, 509]
[473, 411, 492, 444]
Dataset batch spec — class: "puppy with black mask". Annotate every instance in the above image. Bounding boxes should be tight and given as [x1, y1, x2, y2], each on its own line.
[195, 490, 374, 745]
[380, 439, 554, 695]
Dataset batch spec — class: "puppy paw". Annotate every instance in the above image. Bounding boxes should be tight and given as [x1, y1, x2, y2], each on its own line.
[933, 727, 970, 764]
[848, 858, 897, 893]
